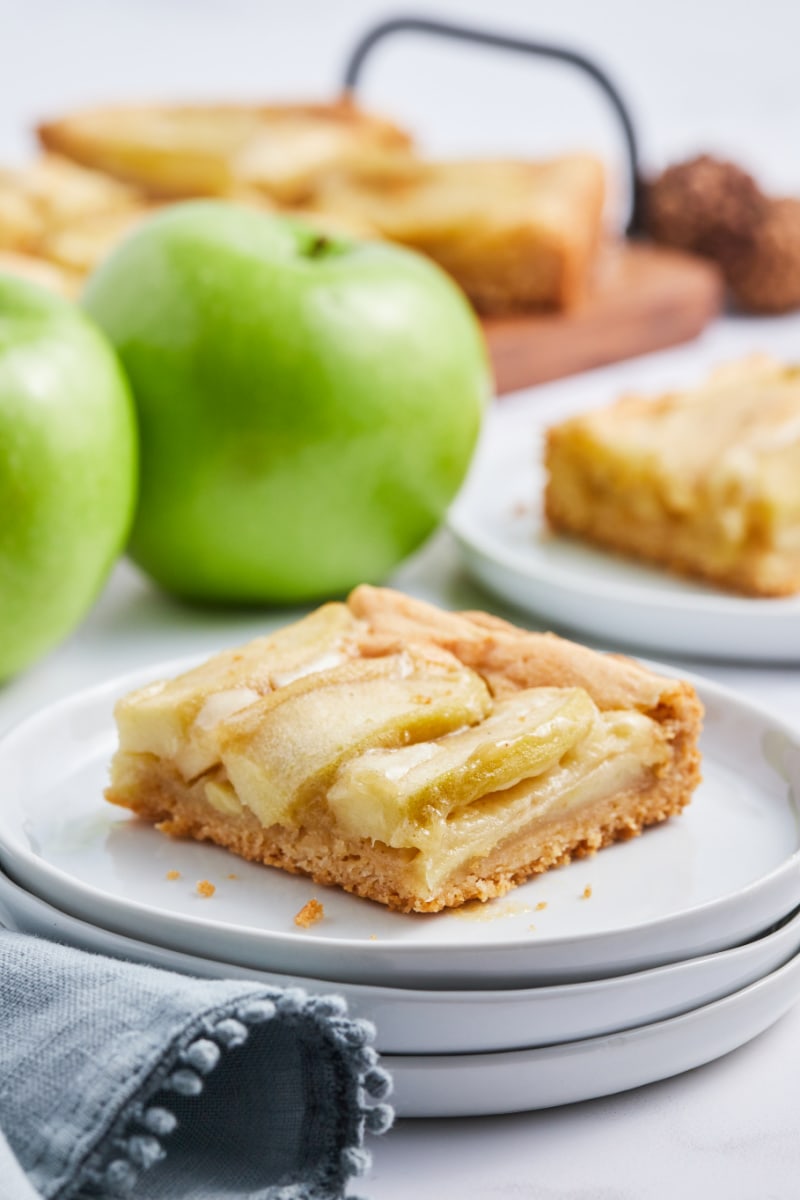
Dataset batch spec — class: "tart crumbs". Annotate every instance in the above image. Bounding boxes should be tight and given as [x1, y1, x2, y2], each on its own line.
[227, 873, 239, 880]
[535, 901, 548, 911]
[165, 870, 181, 881]
[582, 885, 593, 900]
[295, 899, 324, 928]
[196, 879, 216, 898]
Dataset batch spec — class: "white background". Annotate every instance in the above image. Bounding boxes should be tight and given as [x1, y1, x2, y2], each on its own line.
[3, 2, 800, 1198]
[2, 0, 800, 195]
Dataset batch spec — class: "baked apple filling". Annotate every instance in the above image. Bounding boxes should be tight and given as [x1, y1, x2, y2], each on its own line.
[328, 691, 668, 891]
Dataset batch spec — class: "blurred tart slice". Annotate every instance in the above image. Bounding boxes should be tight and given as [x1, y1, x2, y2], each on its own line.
[0, 153, 143, 252]
[0, 153, 150, 291]
[32, 204, 159, 276]
[0, 249, 79, 297]
[310, 154, 606, 312]
[107, 588, 702, 913]
[38, 98, 414, 203]
[545, 355, 800, 596]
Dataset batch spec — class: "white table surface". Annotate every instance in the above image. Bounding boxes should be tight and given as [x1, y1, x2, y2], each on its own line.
[2, 316, 800, 1199]
[3, 1, 800, 1194]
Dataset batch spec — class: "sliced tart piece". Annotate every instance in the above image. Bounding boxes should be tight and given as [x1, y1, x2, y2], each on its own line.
[107, 587, 703, 912]
[38, 99, 414, 203]
[544, 356, 800, 596]
[311, 154, 606, 313]
[0, 152, 142, 252]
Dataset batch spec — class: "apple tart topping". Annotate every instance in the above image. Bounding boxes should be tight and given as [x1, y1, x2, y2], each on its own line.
[114, 601, 366, 778]
[328, 687, 597, 840]
[216, 648, 492, 827]
[107, 588, 700, 910]
[328, 690, 668, 890]
[113, 615, 669, 882]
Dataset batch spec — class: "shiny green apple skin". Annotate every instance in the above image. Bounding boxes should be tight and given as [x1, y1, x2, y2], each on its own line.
[0, 275, 137, 681]
[83, 203, 491, 603]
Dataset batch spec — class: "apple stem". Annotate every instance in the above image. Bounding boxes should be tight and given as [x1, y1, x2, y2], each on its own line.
[307, 234, 331, 258]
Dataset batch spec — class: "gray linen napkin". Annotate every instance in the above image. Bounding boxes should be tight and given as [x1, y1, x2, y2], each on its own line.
[0, 932, 393, 1200]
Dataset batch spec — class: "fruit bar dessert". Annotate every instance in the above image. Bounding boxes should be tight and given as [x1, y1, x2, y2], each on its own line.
[0, 152, 143, 252]
[545, 356, 800, 597]
[0, 249, 76, 297]
[0, 152, 156, 293]
[311, 155, 606, 312]
[107, 588, 702, 913]
[37, 99, 414, 203]
[25, 98, 605, 315]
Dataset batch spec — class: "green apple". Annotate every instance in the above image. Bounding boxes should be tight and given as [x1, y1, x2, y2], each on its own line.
[83, 202, 490, 603]
[0, 275, 137, 680]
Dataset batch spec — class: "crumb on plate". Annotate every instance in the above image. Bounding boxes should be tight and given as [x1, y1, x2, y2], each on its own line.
[165, 870, 181, 881]
[582, 884, 593, 900]
[294, 898, 324, 928]
[535, 901, 548, 911]
[196, 879, 216, 898]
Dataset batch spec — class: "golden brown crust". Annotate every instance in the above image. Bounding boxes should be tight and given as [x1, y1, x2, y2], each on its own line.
[347, 585, 683, 711]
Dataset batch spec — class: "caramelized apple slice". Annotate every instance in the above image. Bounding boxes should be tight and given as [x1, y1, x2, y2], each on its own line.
[113, 602, 364, 777]
[328, 687, 597, 845]
[217, 649, 492, 827]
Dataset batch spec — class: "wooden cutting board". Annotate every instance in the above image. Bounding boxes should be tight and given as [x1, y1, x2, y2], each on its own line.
[482, 242, 724, 395]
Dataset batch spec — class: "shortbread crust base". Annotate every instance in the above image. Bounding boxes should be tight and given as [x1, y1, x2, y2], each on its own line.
[545, 433, 800, 598]
[107, 749, 699, 913]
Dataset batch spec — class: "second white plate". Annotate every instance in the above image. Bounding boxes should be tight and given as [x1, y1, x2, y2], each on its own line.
[4, 866, 800, 1055]
[448, 396, 800, 662]
[385, 949, 800, 1116]
[0, 661, 799, 988]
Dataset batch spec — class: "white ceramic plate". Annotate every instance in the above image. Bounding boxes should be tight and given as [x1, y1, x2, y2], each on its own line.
[0, 661, 799, 989]
[385, 949, 800, 1116]
[4, 866, 800, 1055]
[447, 397, 800, 661]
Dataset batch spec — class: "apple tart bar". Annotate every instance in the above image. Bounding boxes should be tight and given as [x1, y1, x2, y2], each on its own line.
[107, 588, 702, 912]
[545, 356, 800, 596]
[311, 155, 606, 313]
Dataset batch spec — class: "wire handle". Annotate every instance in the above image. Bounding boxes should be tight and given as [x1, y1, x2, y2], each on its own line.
[342, 14, 643, 235]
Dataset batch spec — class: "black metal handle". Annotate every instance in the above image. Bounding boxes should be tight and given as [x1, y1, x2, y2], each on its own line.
[342, 14, 643, 235]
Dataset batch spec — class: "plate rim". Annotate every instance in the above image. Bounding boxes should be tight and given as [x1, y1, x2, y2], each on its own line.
[448, 499, 800, 619]
[382, 942, 800, 1067]
[3, 856, 799, 1004]
[381, 950, 800, 1113]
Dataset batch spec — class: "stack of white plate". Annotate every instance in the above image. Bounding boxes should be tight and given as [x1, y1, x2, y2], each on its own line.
[1, 663, 800, 1117]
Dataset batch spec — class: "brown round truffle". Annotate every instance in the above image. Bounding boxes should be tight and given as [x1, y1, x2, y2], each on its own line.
[643, 155, 767, 260]
[725, 197, 800, 314]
